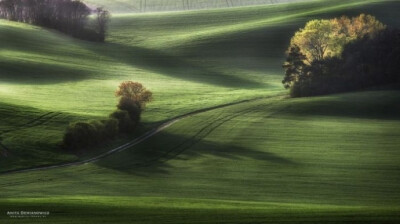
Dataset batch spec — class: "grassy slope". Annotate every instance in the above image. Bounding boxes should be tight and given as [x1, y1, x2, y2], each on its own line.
[1, 0, 400, 223]
[1, 0, 398, 171]
[83, 0, 310, 13]
[1, 92, 400, 223]
[1, 197, 400, 224]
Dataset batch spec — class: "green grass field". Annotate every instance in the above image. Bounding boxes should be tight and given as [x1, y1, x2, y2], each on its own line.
[1, 0, 400, 223]
[84, 0, 310, 13]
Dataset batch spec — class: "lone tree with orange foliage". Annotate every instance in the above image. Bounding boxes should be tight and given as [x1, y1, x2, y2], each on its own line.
[62, 81, 153, 150]
[115, 81, 153, 110]
[113, 81, 153, 129]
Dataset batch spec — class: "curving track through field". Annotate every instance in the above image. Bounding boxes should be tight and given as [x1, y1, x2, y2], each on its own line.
[0, 94, 284, 176]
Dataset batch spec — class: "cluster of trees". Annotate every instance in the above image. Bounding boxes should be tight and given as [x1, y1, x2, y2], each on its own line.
[63, 81, 153, 151]
[62, 119, 119, 150]
[0, 0, 110, 42]
[283, 14, 399, 97]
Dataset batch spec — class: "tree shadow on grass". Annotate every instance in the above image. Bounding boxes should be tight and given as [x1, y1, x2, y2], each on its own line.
[0, 60, 92, 84]
[280, 91, 400, 121]
[95, 131, 297, 176]
[85, 42, 265, 89]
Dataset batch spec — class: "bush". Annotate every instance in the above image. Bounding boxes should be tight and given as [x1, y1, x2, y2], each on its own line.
[73, 28, 103, 42]
[115, 81, 153, 110]
[117, 97, 141, 122]
[62, 118, 119, 151]
[63, 122, 96, 150]
[101, 118, 119, 138]
[110, 110, 137, 133]
[62, 82, 153, 152]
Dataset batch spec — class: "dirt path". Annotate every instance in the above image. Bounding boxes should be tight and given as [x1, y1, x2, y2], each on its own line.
[0, 94, 284, 175]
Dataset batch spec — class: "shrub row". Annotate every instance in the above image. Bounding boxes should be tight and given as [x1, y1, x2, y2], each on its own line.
[63, 118, 118, 151]
[63, 108, 140, 151]
[63, 81, 152, 152]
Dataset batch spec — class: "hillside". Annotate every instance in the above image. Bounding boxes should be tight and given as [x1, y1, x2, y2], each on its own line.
[83, 0, 310, 13]
[1, 91, 400, 223]
[0, 0, 400, 223]
[0, 0, 399, 175]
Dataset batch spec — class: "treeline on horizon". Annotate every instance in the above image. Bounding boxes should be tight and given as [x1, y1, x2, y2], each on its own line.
[0, 0, 110, 42]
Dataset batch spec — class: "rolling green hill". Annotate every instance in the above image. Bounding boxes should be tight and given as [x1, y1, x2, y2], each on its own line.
[1, 0, 399, 172]
[0, 0, 400, 223]
[1, 91, 400, 223]
[83, 0, 311, 13]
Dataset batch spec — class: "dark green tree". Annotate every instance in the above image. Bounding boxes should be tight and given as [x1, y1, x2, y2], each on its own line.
[95, 7, 110, 42]
[282, 45, 307, 89]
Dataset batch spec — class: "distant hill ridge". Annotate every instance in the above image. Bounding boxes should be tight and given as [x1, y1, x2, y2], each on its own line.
[83, 0, 309, 13]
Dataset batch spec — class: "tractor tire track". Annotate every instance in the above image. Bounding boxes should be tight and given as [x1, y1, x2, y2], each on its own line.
[0, 94, 285, 176]
[132, 100, 279, 167]
[0, 112, 62, 157]
[0, 112, 62, 134]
